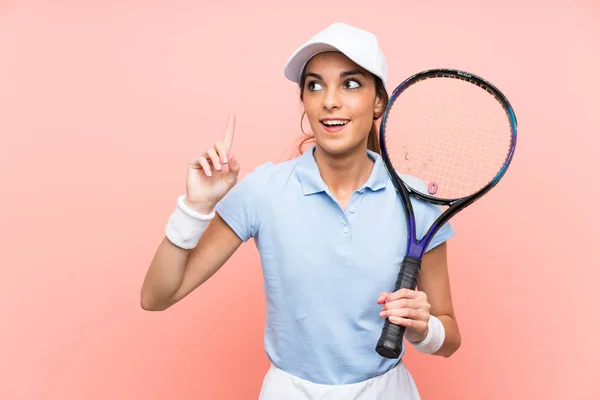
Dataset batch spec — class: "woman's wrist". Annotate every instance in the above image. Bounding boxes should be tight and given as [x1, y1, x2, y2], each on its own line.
[182, 197, 216, 216]
[165, 195, 214, 249]
[408, 315, 445, 354]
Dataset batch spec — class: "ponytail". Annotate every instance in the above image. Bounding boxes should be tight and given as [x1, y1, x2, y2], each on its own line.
[367, 121, 381, 155]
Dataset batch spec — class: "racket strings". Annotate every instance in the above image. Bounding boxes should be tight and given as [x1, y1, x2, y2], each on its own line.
[383, 76, 512, 199]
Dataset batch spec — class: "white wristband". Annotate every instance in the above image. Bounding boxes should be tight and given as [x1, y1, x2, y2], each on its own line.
[409, 315, 445, 354]
[165, 195, 214, 249]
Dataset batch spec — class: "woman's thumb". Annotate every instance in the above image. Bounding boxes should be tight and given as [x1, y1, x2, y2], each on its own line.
[228, 152, 240, 173]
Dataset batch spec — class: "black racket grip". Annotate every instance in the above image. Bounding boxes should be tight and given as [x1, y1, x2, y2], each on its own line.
[376, 256, 422, 359]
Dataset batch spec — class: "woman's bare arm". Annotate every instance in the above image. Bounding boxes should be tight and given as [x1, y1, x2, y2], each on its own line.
[140, 212, 242, 311]
[418, 242, 462, 357]
[141, 114, 242, 310]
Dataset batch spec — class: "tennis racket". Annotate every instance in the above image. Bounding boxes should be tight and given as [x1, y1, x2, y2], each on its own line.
[375, 68, 518, 359]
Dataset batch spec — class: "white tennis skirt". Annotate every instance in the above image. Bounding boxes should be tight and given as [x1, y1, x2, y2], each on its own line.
[258, 361, 421, 400]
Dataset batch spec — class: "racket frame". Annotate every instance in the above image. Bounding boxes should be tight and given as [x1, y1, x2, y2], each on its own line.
[375, 68, 518, 357]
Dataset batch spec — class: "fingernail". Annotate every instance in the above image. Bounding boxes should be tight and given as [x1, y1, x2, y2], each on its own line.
[379, 311, 386, 317]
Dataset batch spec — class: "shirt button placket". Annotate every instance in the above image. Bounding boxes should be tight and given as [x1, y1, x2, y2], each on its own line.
[341, 220, 351, 247]
[342, 197, 359, 246]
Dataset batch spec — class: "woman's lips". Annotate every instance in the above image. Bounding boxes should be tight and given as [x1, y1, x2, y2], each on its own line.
[320, 118, 350, 133]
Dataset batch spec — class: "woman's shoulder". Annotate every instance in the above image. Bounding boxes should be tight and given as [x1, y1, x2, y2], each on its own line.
[214, 155, 304, 241]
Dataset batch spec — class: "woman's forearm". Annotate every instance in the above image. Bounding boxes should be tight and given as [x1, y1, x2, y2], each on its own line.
[433, 314, 462, 357]
[140, 237, 190, 311]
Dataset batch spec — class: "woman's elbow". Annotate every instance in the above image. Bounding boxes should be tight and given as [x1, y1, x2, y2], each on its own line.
[140, 290, 171, 311]
[440, 332, 462, 358]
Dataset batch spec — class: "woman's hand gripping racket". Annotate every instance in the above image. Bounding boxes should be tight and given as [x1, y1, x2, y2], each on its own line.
[375, 69, 518, 359]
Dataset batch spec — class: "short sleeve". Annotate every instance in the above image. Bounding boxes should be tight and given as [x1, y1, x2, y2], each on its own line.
[214, 162, 273, 242]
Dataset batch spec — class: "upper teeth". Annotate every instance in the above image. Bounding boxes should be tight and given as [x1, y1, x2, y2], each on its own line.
[323, 120, 348, 126]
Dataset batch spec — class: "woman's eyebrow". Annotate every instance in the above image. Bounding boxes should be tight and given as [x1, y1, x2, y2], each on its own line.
[304, 69, 365, 80]
[340, 69, 365, 78]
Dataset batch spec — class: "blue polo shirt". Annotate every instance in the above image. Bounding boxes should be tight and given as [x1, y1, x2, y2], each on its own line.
[214, 145, 454, 385]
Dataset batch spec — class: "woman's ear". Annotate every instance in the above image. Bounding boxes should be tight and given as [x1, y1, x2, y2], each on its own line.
[374, 95, 384, 119]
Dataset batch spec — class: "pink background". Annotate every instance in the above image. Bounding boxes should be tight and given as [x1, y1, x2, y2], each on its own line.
[1, 1, 599, 399]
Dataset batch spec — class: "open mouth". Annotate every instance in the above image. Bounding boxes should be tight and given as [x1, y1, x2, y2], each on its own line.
[320, 119, 350, 128]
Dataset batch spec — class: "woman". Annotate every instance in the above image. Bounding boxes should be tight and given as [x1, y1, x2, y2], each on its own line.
[141, 22, 461, 399]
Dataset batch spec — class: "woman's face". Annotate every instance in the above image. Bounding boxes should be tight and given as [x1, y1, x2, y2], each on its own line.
[301, 51, 383, 156]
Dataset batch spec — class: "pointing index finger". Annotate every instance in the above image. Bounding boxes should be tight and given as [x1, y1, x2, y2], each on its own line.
[223, 113, 236, 150]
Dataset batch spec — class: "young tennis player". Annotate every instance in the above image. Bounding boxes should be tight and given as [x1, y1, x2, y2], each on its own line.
[141, 22, 461, 399]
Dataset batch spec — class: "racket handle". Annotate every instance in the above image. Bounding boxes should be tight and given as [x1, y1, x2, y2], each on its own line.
[376, 256, 422, 359]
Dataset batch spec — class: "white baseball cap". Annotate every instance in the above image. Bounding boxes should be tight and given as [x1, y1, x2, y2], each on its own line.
[283, 22, 388, 87]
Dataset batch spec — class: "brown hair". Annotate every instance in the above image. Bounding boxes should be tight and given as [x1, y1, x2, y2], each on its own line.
[296, 70, 389, 155]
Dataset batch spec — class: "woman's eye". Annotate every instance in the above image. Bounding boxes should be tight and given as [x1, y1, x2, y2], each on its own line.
[345, 79, 361, 89]
[308, 81, 324, 91]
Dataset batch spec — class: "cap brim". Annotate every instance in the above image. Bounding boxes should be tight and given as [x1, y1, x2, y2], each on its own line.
[283, 42, 341, 83]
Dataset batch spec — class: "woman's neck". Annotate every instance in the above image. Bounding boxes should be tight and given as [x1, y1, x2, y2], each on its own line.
[313, 144, 374, 204]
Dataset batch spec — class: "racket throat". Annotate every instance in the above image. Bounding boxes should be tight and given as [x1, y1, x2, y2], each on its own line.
[407, 243, 425, 259]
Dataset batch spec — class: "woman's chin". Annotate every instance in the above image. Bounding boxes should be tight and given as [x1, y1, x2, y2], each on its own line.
[314, 134, 365, 156]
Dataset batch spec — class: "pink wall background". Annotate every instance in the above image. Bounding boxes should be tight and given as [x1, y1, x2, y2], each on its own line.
[1, 1, 599, 399]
